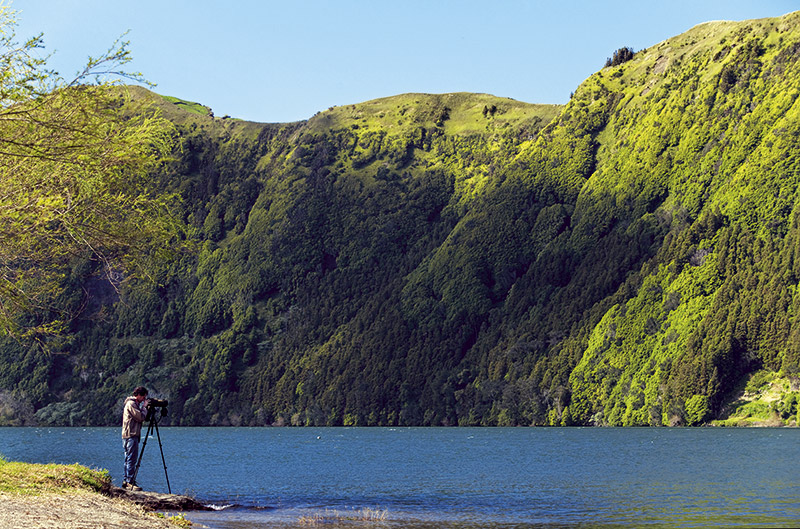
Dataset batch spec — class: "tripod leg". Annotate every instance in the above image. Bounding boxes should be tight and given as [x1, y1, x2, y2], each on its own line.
[132, 418, 155, 486]
[153, 420, 172, 494]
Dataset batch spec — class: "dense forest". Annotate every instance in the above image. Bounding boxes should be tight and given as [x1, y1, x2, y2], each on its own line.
[2, 12, 800, 427]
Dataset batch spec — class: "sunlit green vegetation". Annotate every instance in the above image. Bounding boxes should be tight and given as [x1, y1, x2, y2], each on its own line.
[160, 95, 213, 116]
[0, 456, 110, 495]
[712, 370, 799, 426]
[3, 12, 800, 427]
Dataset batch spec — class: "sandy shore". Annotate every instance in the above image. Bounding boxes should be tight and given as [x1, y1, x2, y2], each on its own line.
[0, 490, 180, 529]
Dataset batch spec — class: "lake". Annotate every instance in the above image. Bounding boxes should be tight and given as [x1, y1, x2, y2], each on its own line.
[0, 426, 798, 528]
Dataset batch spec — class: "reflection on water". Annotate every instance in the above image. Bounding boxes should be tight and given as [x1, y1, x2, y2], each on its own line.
[1, 427, 798, 528]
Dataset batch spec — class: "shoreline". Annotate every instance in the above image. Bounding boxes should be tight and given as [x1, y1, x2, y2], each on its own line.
[0, 458, 207, 528]
[0, 490, 186, 529]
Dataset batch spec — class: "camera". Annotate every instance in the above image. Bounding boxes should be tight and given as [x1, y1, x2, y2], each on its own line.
[148, 398, 168, 408]
[146, 398, 168, 420]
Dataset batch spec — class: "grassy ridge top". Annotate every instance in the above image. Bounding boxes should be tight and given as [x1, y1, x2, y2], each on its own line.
[126, 85, 561, 139]
[307, 92, 560, 136]
[121, 85, 273, 142]
[160, 95, 213, 117]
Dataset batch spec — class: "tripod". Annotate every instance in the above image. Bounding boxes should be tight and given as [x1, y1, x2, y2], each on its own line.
[132, 407, 171, 493]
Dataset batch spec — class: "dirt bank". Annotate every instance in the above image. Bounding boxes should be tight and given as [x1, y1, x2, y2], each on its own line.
[0, 490, 180, 529]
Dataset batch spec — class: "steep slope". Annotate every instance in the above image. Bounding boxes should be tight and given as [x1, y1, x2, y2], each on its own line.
[564, 13, 800, 425]
[2, 13, 800, 427]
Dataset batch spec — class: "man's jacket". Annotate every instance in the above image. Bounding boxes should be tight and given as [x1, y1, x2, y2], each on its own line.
[122, 396, 146, 439]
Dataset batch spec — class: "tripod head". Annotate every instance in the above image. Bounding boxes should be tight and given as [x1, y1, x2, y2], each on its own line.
[145, 398, 168, 421]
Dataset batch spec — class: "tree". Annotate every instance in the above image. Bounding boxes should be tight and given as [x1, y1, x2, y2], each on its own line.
[604, 47, 635, 68]
[685, 395, 710, 426]
[0, 6, 181, 346]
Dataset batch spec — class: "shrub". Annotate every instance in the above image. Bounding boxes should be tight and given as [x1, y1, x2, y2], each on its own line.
[745, 371, 773, 395]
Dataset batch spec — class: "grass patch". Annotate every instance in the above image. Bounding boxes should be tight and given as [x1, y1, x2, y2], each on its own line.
[160, 95, 212, 116]
[0, 456, 111, 495]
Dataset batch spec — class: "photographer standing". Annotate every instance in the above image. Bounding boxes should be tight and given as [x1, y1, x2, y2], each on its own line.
[121, 386, 148, 491]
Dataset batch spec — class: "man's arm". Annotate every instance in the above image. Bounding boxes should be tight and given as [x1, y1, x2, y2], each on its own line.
[126, 399, 146, 422]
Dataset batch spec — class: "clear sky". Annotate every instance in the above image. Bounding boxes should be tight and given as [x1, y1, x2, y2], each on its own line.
[10, 1, 799, 123]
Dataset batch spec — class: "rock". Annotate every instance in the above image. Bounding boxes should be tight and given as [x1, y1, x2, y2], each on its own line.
[108, 486, 213, 511]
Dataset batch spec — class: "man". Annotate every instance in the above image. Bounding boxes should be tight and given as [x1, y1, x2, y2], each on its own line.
[122, 386, 149, 491]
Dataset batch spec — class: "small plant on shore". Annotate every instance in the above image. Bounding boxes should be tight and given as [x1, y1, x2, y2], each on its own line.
[154, 511, 193, 527]
[348, 507, 389, 522]
[297, 511, 325, 525]
[297, 507, 389, 524]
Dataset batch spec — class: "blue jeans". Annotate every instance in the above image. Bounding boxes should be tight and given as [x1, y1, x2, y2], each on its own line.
[123, 437, 140, 484]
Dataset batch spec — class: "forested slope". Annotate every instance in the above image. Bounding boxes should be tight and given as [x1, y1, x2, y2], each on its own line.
[2, 12, 800, 427]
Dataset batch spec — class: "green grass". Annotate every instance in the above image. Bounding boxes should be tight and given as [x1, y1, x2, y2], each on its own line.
[306, 92, 560, 135]
[160, 95, 212, 116]
[0, 456, 111, 495]
[0, 457, 194, 527]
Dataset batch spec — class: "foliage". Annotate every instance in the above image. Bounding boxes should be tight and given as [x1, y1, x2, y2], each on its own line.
[0, 6, 181, 346]
[4, 12, 800, 427]
[713, 372, 799, 426]
[685, 395, 710, 425]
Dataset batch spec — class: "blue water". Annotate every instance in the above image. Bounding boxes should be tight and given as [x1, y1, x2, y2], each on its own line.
[1, 427, 798, 528]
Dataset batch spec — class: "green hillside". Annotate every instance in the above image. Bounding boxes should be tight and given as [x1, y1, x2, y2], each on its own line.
[2, 12, 800, 427]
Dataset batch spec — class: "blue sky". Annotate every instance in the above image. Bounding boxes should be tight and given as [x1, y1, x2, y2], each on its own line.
[11, 1, 799, 123]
